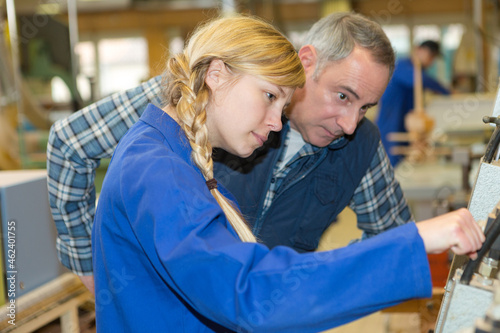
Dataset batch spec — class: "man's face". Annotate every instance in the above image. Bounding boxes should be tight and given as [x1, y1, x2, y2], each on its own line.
[288, 45, 391, 147]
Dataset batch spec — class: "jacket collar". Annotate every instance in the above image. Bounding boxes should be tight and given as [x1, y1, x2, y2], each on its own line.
[139, 103, 193, 163]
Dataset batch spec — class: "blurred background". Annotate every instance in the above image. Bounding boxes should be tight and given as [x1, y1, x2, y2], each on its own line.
[1, 1, 500, 332]
[1, 0, 499, 170]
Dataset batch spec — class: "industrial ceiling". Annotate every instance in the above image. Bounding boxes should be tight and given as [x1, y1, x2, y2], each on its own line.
[4, 0, 226, 14]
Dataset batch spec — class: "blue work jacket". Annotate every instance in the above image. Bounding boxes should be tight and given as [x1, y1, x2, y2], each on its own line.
[92, 104, 431, 332]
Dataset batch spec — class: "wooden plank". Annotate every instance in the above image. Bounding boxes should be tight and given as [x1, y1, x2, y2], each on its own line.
[413, 55, 424, 113]
[0, 273, 93, 332]
[352, 0, 467, 16]
[383, 288, 445, 333]
[60, 305, 80, 333]
[382, 288, 445, 313]
[5, 293, 92, 333]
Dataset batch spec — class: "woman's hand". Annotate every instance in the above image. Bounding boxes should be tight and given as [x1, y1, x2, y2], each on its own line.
[415, 208, 485, 259]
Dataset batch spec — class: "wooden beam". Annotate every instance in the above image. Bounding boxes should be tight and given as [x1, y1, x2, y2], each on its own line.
[144, 28, 169, 77]
[66, 8, 218, 33]
[63, 3, 321, 35]
[269, 2, 320, 22]
[353, 0, 468, 17]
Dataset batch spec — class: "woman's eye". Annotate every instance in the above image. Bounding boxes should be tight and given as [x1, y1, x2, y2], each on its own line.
[266, 92, 276, 101]
[338, 92, 347, 101]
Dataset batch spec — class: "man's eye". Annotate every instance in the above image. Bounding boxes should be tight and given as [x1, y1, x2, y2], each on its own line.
[266, 92, 276, 101]
[338, 92, 347, 101]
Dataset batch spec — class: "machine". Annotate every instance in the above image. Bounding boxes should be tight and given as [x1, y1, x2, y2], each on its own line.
[434, 84, 500, 333]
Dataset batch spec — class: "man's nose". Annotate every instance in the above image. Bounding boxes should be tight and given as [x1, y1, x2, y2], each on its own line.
[338, 112, 358, 135]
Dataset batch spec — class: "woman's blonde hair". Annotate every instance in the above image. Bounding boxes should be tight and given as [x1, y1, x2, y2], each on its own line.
[163, 15, 305, 242]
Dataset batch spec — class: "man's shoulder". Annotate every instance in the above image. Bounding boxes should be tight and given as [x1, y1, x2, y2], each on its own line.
[334, 118, 380, 163]
[394, 58, 413, 74]
[353, 118, 380, 141]
[396, 57, 412, 66]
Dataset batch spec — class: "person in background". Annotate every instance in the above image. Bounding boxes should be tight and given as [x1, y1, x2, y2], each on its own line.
[48, 13, 443, 295]
[376, 40, 451, 166]
[92, 14, 483, 332]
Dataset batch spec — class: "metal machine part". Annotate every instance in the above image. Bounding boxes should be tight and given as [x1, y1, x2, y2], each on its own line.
[436, 269, 495, 333]
[435, 82, 500, 333]
[482, 116, 500, 164]
[461, 205, 500, 285]
[469, 116, 500, 224]
[457, 271, 500, 333]
[442, 113, 500, 301]
[435, 202, 500, 333]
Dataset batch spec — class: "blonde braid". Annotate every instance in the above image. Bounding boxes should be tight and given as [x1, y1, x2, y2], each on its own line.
[166, 53, 257, 242]
[162, 15, 305, 243]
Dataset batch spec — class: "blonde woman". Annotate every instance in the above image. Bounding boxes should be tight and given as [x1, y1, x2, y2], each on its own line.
[92, 15, 483, 332]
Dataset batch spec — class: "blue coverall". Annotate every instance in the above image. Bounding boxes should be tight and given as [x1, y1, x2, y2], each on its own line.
[92, 104, 432, 332]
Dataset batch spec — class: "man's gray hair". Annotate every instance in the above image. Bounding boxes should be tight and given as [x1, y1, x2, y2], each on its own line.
[302, 12, 395, 79]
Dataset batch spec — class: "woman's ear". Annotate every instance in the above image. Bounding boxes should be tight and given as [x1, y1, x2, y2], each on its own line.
[205, 59, 227, 91]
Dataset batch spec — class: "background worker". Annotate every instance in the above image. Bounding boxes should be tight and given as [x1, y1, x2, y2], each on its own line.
[376, 40, 451, 166]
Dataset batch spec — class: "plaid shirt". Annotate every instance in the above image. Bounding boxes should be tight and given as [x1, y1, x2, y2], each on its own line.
[47, 76, 163, 275]
[47, 76, 411, 276]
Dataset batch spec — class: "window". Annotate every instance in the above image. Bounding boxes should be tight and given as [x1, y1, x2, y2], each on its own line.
[382, 25, 411, 58]
[98, 37, 149, 97]
[413, 25, 441, 45]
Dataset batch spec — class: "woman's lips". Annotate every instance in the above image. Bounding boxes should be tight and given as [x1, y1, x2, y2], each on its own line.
[252, 132, 267, 146]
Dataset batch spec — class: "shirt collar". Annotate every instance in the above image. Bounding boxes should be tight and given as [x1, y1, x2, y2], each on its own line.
[139, 103, 193, 163]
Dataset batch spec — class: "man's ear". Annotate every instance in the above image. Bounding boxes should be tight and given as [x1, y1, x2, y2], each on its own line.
[298, 45, 318, 76]
[205, 59, 227, 90]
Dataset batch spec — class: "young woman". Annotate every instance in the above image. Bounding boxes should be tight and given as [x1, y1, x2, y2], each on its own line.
[92, 15, 483, 332]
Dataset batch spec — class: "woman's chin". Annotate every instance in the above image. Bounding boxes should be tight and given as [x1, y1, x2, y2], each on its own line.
[236, 147, 256, 158]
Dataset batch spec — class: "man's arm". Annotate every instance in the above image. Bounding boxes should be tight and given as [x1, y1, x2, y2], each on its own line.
[349, 141, 413, 239]
[422, 72, 451, 95]
[47, 76, 163, 278]
[392, 59, 450, 95]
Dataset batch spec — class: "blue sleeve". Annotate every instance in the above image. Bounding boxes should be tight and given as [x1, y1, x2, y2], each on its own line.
[117, 148, 432, 332]
[422, 72, 450, 95]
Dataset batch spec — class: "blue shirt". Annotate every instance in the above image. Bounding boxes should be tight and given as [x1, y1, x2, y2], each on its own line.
[376, 58, 450, 166]
[92, 104, 431, 332]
